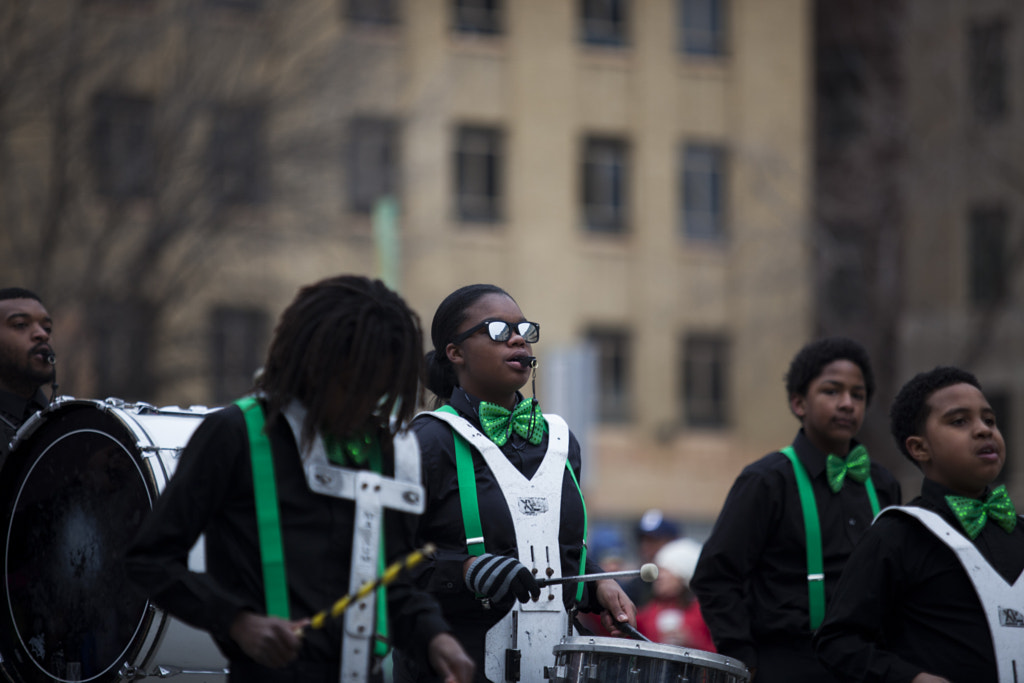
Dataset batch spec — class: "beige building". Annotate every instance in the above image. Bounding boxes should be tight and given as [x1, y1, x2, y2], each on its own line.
[1, 0, 813, 529]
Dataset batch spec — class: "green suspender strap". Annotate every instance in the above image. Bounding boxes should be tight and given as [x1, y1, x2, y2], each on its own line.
[780, 446, 882, 630]
[237, 396, 290, 620]
[437, 405, 589, 602]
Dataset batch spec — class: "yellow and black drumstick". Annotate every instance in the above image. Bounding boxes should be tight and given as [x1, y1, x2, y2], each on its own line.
[297, 543, 437, 635]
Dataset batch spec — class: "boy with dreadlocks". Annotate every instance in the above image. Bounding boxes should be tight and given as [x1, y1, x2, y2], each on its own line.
[127, 276, 474, 683]
[816, 366, 1024, 682]
[691, 337, 901, 682]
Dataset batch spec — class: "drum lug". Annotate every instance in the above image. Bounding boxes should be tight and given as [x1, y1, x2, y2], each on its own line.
[542, 664, 566, 681]
[119, 662, 144, 680]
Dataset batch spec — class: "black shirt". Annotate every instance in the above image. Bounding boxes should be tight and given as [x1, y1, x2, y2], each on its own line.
[690, 429, 902, 673]
[815, 478, 1024, 683]
[393, 390, 602, 682]
[0, 387, 47, 469]
[125, 403, 450, 680]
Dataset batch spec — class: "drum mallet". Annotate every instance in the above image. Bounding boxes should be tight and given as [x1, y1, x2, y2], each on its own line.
[535, 562, 659, 587]
[296, 543, 436, 636]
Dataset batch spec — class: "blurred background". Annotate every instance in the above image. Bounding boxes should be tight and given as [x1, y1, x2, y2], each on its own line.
[2, 0, 1022, 548]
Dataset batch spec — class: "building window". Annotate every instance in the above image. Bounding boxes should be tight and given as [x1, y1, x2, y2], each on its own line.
[968, 205, 1009, 305]
[346, 0, 398, 25]
[453, 0, 501, 35]
[209, 104, 266, 206]
[968, 17, 1008, 123]
[988, 390, 1012, 486]
[348, 117, 400, 214]
[92, 299, 155, 401]
[580, 0, 628, 46]
[582, 136, 629, 233]
[682, 142, 727, 241]
[683, 333, 729, 428]
[455, 125, 503, 223]
[587, 328, 631, 422]
[206, 0, 262, 9]
[210, 306, 269, 403]
[680, 0, 726, 56]
[92, 93, 156, 199]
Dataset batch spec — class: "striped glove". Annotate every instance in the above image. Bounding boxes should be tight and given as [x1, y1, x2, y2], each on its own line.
[464, 553, 541, 604]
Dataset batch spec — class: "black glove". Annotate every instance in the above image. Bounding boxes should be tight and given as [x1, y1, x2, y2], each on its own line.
[464, 553, 541, 604]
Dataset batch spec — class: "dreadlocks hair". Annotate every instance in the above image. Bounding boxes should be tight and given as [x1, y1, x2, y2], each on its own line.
[785, 336, 876, 407]
[889, 366, 983, 464]
[0, 288, 43, 304]
[424, 283, 512, 405]
[255, 275, 423, 448]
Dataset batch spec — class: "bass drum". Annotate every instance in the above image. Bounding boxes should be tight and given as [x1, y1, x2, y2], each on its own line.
[0, 398, 228, 683]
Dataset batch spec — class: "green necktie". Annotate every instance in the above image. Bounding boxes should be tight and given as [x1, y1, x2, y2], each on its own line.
[478, 399, 548, 447]
[825, 444, 870, 493]
[945, 485, 1018, 540]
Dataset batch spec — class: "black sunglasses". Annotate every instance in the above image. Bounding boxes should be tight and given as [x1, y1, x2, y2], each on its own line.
[452, 319, 540, 344]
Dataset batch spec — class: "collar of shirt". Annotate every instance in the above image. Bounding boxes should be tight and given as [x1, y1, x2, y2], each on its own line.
[0, 388, 47, 427]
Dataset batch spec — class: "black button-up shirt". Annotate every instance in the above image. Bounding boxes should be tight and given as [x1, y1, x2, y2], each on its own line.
[125, 403, 450, 680]
[815, 478, 1024, 683]
[0, 387, 47, 469]
[690, 429, 902, 673]
[394, 390, 601, 682]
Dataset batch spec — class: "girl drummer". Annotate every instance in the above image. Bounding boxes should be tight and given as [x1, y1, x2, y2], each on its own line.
[393, 284, 636, 683]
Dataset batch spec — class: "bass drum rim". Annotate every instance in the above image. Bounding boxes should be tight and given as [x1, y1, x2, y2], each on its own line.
[551, 635, 751, 682]
[0, 399, 203, 683]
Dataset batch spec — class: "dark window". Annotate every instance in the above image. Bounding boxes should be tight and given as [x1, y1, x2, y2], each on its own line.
[582, 136, 629, 233]
[210, 306, 269, 403]
[348, 117, 400, 213]
[581, 0, 628, 46]
[969, 18, 1008, 123]
[988, 390, 1012, 486]
[346, 0, 398, 25]
[817, 46, 866, 146]
[968, 205, 1008, 305]
[92, 299, 155, 401]
[453, 0, 501, 34]
[683, 333, 729, 428]
[682, 143, 726, 241]
[209, 104, 266, 205]
[680, 0, 726, 55]
[206, 0, 262, 8]
[586, 327, 631, 422]
[92, 93, 156, 198]
[455, 125, 503, 223]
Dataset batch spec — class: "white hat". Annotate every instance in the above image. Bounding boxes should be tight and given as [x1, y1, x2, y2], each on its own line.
[654, 538, 703, 584]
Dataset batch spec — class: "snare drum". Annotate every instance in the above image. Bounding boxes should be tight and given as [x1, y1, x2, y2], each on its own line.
[0, 398, 229, 683]
[546, 636, 750, 683]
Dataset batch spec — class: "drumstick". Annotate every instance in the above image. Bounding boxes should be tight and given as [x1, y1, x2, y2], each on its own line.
[536, 563, 659, 587]
[613, 619, 652, 643]
[297, 543, 436, 635]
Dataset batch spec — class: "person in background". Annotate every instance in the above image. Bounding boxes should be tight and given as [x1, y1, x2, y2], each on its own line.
[0, 287, 55, 470]
[691, 337, 901, 682]
[127, 276, 474, 683]
[393, 283, 636, 683]
[623, 509, 680, 609]
[636, 538, 715, 652]
[815, 366, 1024, 683]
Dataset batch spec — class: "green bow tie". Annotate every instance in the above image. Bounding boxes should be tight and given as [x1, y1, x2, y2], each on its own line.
[945, 485, 1018, 540]
[825, 444, 870, 493]
[324, 431, 380, 467]
[478, 399, 548, 447]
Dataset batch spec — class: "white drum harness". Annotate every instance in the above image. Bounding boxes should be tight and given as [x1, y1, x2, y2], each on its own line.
[238, 397, 425, 683]
[425, 407, 587, 683]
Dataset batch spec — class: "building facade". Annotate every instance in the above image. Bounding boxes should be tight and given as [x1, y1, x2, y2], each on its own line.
[1, 0, 813, 527]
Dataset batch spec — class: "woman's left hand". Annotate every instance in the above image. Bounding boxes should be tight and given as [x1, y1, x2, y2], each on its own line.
[595, 579, 637, 637]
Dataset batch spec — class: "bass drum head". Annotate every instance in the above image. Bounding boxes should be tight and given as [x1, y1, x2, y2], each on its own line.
[1, 400, 164, 683]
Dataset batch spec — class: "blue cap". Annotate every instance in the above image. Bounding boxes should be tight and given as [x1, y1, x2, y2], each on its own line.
[636, 509, 679, 539]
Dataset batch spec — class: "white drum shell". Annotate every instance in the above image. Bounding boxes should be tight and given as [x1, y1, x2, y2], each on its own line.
[1, 398, 228, 683]
[547, 635, 751, 683]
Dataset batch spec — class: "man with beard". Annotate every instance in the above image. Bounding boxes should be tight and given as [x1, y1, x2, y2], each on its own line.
[0, 288, 55, 470]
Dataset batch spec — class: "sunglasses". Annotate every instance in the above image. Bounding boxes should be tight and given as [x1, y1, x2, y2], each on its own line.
[452, 319, 541, 344]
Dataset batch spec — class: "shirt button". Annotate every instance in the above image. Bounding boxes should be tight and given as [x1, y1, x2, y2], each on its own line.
[848, 518, 857, 526]
[445, 582, 455, 589]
